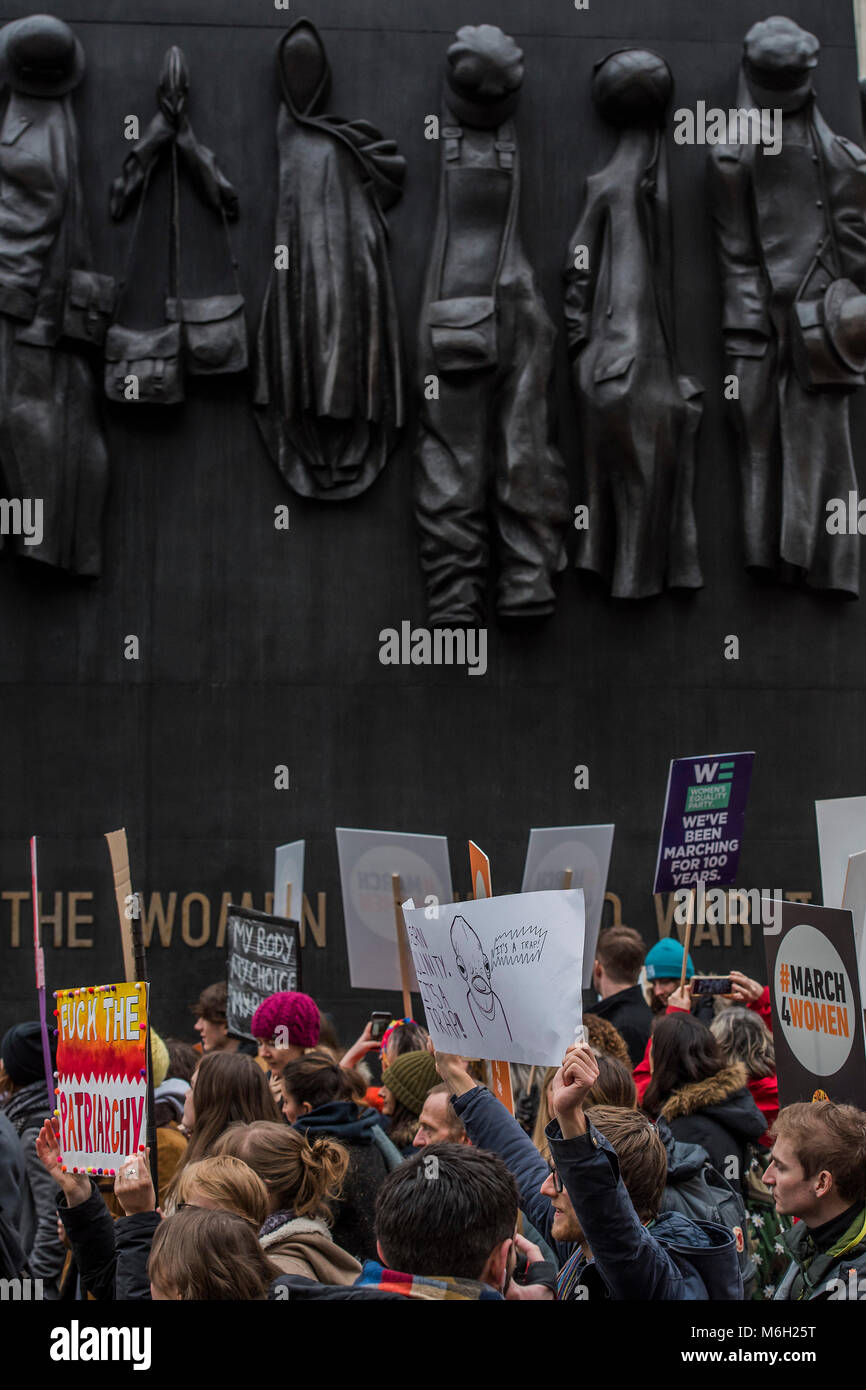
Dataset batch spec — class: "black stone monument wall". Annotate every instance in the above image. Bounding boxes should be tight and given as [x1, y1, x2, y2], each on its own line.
[1, 0, 864, 1045]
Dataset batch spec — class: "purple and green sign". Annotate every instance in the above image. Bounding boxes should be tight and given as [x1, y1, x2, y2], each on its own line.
[653, 751, 755, 895]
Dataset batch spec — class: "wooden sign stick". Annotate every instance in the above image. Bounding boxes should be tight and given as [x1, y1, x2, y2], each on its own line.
[391, 873, 413, 1019]
[561, 868, 573, 890]
[105, 829, 157, 1197]
[28, 838, 55, 1100]
[284, 883, 292, 919]
[105, 828, 136, 983]
[468, 841, 515, 1115]
[680, 887, 696, 990]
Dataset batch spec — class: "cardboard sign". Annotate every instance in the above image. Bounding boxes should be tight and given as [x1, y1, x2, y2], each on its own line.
[468, 842, 513, 1113]
[336, 827, 453, 992]
[842, 851, 866, 995]
[402, 890, 585, 1066]
[469, 840, 492, 900]
[816, 797, 866, 909]
[274, 840, 305, 921]
[522, 825, 614, 987]
[54, 981, 149, 1173]
[763, 901, 866, 1109]
[226, 905, 301, 1041]
[653, 751, 755, 895]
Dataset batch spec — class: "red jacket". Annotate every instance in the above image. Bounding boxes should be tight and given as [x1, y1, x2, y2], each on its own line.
[748, 1073, 778, 1147]
[633, 986, 774, 1106]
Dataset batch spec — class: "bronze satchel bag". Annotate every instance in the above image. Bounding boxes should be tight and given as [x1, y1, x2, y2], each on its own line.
[165, 202, 247, 375]
[104, 156, 184, 405]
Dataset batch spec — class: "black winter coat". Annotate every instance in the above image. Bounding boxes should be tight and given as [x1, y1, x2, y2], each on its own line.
[292, 1103, 391, 1263]
[452, 1086, 742, 1300]
[657, 1062, 767, 1195]
[585, 985, 652, 1066]
[57, 1181, 160, 1300]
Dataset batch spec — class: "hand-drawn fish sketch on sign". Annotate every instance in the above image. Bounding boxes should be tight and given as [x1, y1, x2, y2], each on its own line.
[450, 915, 512, 1040]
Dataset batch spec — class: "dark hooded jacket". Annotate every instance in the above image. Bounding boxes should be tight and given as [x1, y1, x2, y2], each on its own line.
[55, 1179, 161, 1300]
[655, 1061, 767, 1194]
[774, 1203, 866, 1301]
[452, 1085, 742, 1299]
[585, 985, 652, 1066]
[1, 1079, 64, 1295]
[292, 1102, 390, 1263]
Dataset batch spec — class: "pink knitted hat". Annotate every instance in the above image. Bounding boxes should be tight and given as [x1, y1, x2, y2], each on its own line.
[250, 991, 320, 1047]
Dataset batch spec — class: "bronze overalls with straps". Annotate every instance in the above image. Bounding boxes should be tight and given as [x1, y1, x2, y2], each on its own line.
[414, 110, 569, 627]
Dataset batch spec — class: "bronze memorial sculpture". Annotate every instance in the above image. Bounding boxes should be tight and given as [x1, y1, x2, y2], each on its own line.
[0, 14, 109, 578]
[709, 15, 866, 597]
[253, 18, 406, 502]
[414, 24, 569, 628]
[563, 49, 704, 599]
[107, 46, 245, 406]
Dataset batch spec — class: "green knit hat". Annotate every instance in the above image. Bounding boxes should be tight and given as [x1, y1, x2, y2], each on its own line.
[384, 1050, 440, 1115]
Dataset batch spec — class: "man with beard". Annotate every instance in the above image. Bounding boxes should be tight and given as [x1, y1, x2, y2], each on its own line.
[435, 1044, 742, 1300]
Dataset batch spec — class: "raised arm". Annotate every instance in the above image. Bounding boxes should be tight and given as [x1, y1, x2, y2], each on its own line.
[434, 1051, 562, 1257]
[549, 1044, 683, 1300]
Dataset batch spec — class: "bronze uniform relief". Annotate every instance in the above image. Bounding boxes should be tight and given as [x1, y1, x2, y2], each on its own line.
[253, 18, 406, 502]
[563, 50, 703, 599]
[0, 14, 109, 578]
[414, 25, 570, 628]
[709, 15, 866, 596]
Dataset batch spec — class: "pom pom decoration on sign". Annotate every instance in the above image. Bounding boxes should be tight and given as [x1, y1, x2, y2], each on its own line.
[54, 981, 149, 1173]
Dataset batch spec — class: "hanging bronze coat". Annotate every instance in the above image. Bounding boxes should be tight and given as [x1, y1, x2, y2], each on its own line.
[0, 15, 108, 578]
[414, 25, 569, 627]
[253, 19, 405, 501]
[563, 50, 703, 599]
[709, 17, 866, 597]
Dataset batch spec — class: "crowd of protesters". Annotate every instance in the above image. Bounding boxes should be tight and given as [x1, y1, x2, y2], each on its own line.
[1, 927, 865, 1302]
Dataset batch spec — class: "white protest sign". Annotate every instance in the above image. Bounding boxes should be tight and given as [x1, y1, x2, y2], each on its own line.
[402, 890, 585, 1066]
[842, 850, 866, 996]
[521, 825, 614, 987]
[275, 840, 305, 920]
[336, 827, 453, 992]
[816, 797, 866, 908]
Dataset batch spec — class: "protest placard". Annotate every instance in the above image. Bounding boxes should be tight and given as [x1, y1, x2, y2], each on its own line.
[402, 890, 585, 1066]
[54, 980, 149, 1174]
[841, 850, 866, 998]
[522, 825, 614, 987]
[653, 751, 755, 895]
[336, 827, 453, 992]
[274, 840, 305, 920]
[226, 905, 301, 1040]
[763, 900, 866, 1109]
[468, 841, 513, 1113]
[815, 796, 866, 908]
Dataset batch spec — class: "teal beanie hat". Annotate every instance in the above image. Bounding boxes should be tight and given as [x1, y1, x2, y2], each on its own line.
[645, 937, 694, 980]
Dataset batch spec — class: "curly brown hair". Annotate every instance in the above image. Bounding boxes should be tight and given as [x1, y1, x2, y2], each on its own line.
[584, 1013, 632, 1067]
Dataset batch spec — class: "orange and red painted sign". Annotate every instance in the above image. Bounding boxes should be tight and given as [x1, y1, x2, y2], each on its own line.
[54, 981, 149, 1175]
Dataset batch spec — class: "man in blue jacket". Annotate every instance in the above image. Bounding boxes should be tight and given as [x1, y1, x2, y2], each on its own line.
[436, 1043, 743, 1300]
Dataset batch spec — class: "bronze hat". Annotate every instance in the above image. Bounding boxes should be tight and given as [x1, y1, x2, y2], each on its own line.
[743, 16, 818, 114]
[0, 14, 85, 98]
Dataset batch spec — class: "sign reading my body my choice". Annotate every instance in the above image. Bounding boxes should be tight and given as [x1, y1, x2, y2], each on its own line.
[226, 905, 301, 1041]
[653, 751, 755, 895]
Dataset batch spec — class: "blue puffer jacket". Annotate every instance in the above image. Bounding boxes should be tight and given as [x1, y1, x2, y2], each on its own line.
[452, 1086, 743, 1300]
